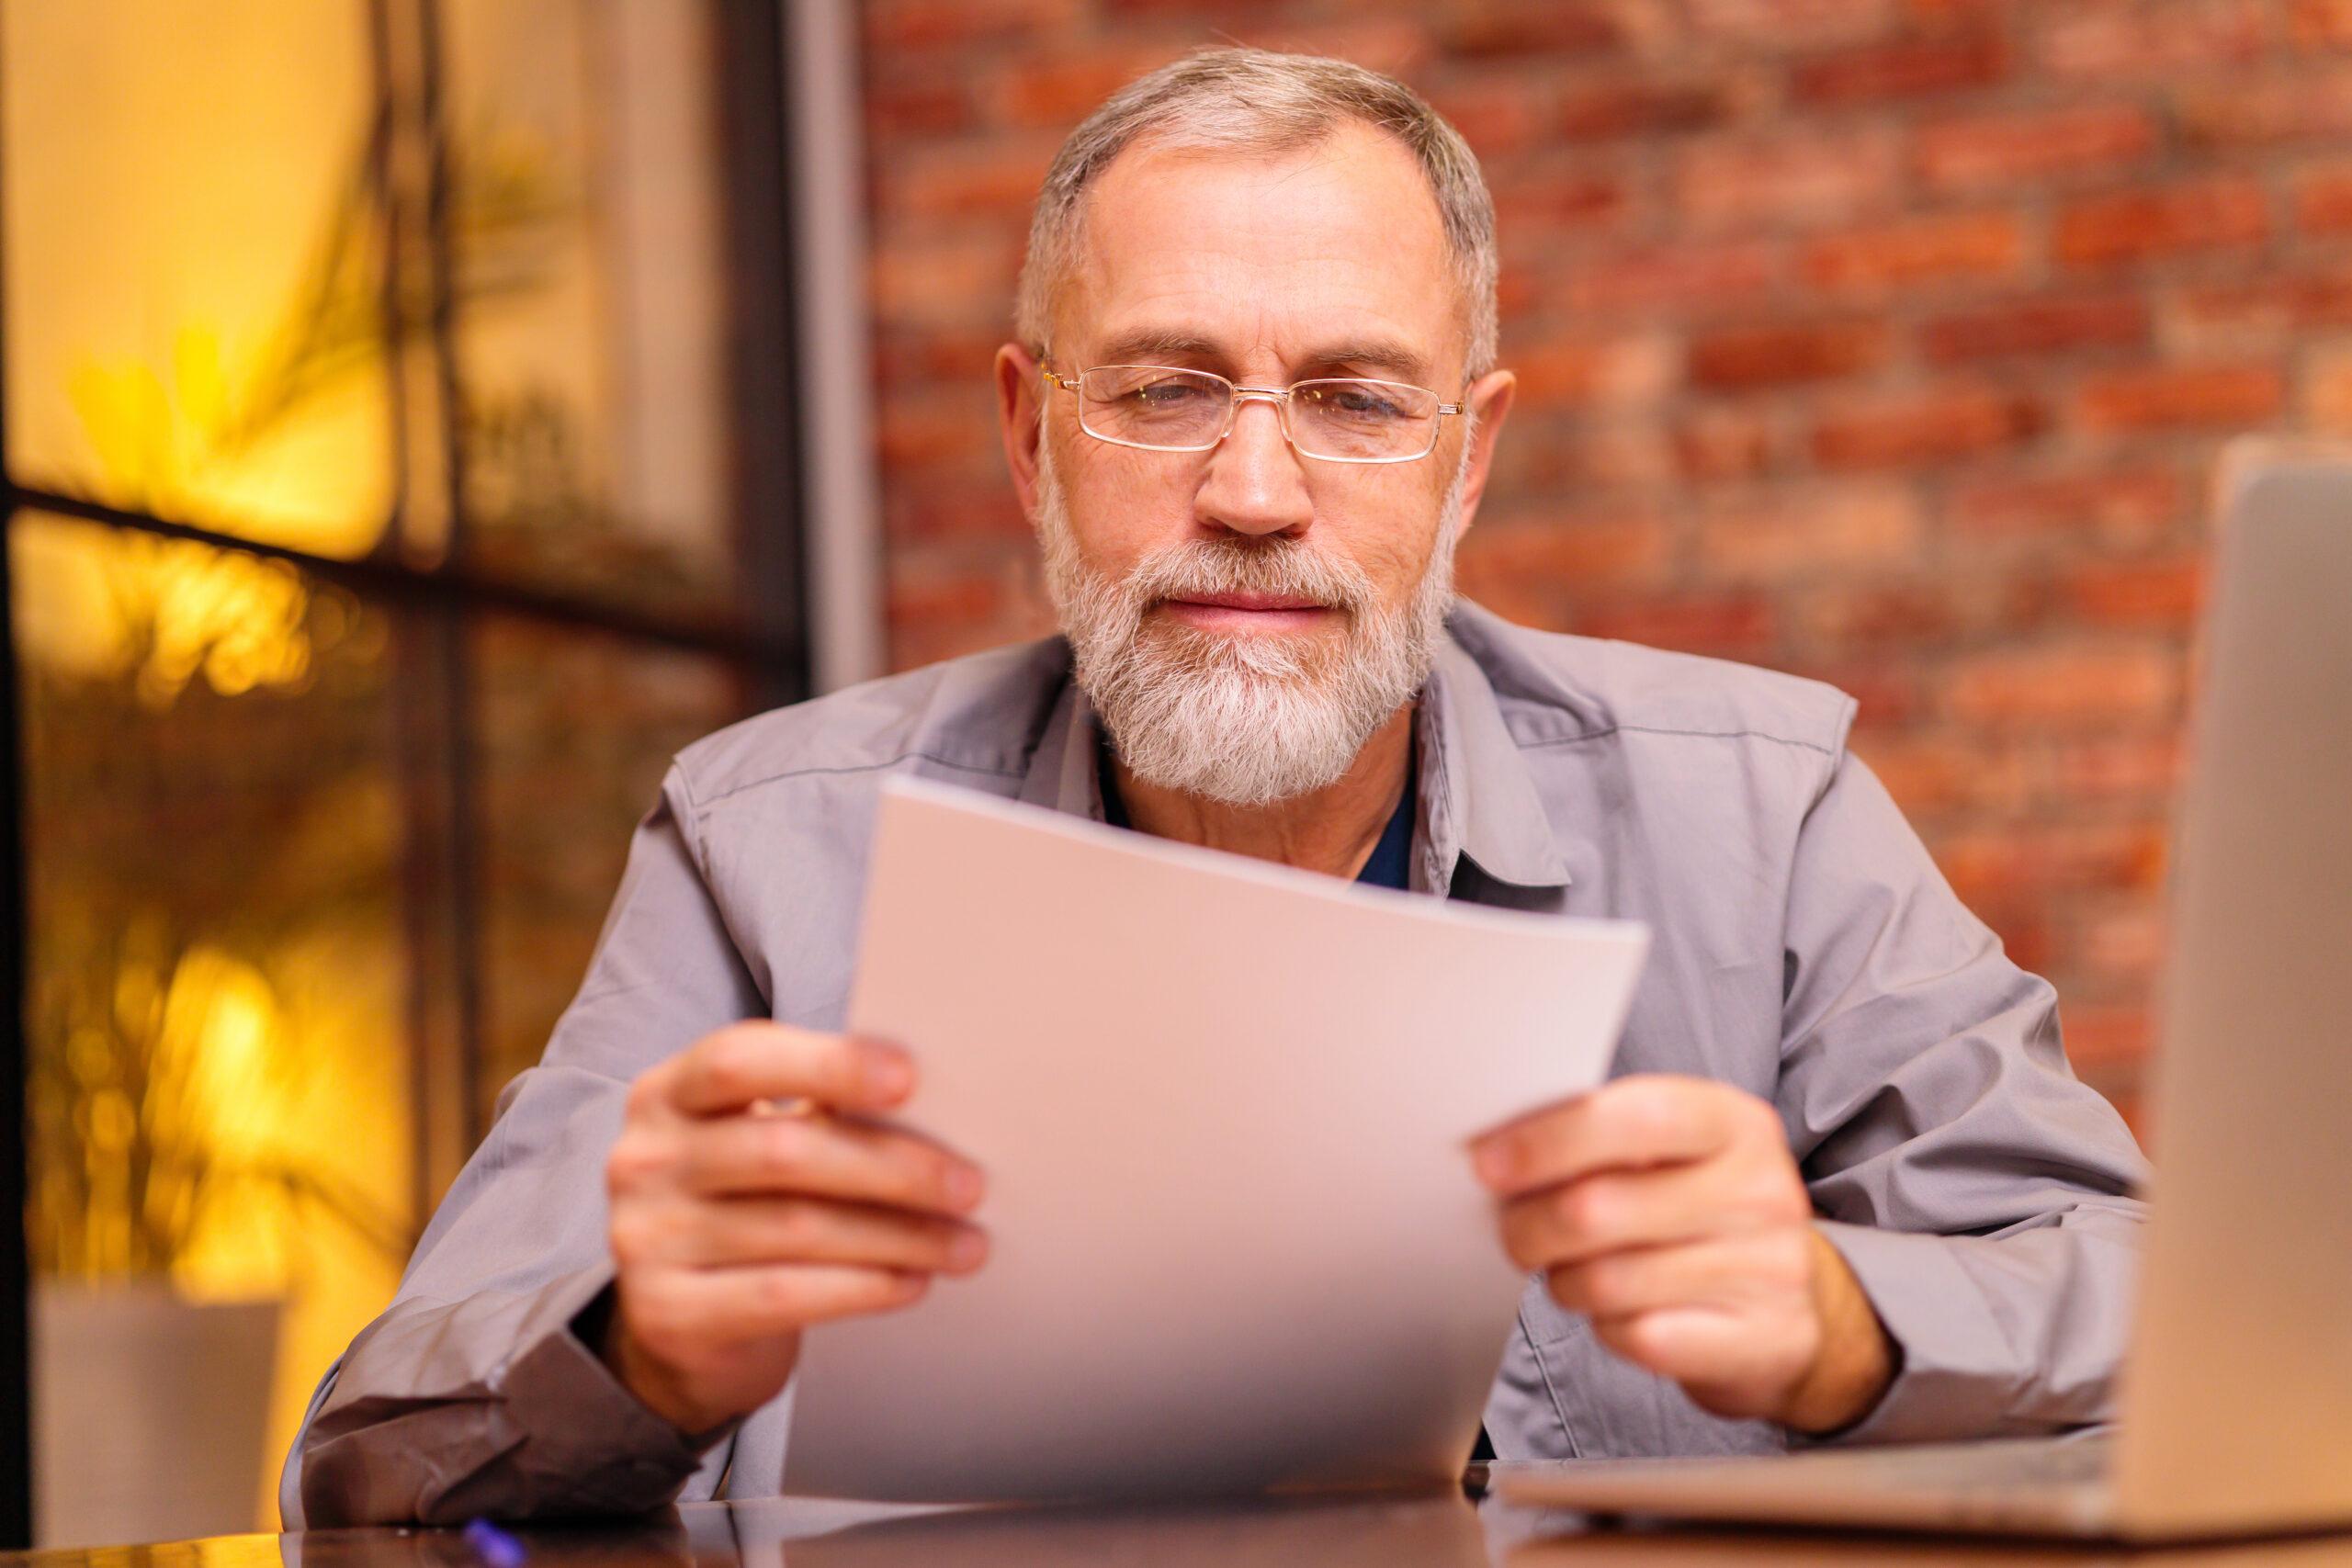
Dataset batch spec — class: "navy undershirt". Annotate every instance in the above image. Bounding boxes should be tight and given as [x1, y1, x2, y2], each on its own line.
[1097, 748, 1418, 889]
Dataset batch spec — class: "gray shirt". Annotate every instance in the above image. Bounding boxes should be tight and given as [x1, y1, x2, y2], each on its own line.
[281, 601, 2150, 1528]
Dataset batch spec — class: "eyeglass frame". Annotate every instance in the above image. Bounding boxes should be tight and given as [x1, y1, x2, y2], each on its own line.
[1040, 363, 1469, 465]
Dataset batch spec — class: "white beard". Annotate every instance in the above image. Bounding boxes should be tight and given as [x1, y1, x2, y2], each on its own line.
[1035, 443, 1467, 808]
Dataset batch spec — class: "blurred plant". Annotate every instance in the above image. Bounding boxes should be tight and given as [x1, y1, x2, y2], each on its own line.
[27, 918, 410, 1282]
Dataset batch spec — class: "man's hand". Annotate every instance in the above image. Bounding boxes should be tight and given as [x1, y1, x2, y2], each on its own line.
[1470, 1074, 1895, 1433]
[600, 1021, 987, 1436]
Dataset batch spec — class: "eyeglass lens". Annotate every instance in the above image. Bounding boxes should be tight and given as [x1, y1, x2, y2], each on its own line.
[1076, 366, 1440, 461]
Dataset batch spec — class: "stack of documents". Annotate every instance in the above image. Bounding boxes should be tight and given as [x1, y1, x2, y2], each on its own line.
[786, 777, 1648, 1501]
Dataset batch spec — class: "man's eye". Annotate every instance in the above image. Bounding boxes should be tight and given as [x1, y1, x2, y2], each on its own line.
[1323, 386, 1406, 419]
[1132, 380, 1210, 406]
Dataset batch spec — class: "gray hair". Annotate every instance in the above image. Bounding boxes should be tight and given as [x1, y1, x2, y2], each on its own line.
[1014, 47, 1500, 381]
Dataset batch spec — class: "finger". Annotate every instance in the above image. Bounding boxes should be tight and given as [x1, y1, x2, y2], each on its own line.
[1590, 1305, 1812, 1416]
[1499, 1159, 1786, 1269]
[1473, 1076, 1765, 1199]
[1543, 1231, 1812, 1320]
[633, 1263, 931, 1344]
[667, 1022, 914, 1117]
[666, 1196, 989, 1276]
[684, 1107, 985, 1213]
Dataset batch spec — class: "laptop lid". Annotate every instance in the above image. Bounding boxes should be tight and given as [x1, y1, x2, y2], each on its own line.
[2111, 453, 2352, 1537]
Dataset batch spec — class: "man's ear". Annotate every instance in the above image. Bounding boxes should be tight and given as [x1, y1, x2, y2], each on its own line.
[1451, 367, 1517, 538]
[996, 343, 1046, 519]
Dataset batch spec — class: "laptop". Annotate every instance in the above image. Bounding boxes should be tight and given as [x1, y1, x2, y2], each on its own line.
[1498, 448, 2352, 1542]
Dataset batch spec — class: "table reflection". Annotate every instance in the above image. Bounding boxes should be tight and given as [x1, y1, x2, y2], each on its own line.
[49, 1483, 2352, 1568]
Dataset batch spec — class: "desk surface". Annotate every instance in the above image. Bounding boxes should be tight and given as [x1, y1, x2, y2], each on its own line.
[7, 1485, 2352, 1568]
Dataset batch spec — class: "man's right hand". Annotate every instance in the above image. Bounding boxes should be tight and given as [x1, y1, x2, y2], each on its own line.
[599, 1021, 988, 1436]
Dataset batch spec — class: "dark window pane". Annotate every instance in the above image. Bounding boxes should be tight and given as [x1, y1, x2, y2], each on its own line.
[445, 1, 743, 625]
[470, 614, 748, 1123]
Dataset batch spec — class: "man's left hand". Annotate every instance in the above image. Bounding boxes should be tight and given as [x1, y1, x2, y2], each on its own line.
[1470, 1074, 1896, 1434]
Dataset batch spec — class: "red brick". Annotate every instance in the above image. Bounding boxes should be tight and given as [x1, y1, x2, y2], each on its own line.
[2037, 0, 2271, 79]
[2061, 1002, 2154, 1067]
[1802, 581, 1969, 649]
[885, 140, 1055, 220]
[868, 233, 1022, 325]
[876, 393, 991, 467]
[1915, 104, 2159, 191]
[1686, 0, 1898, 47]
[2176, 66, 2352, 149]
[1425, 76, 1548, 158]
[885, 566, 1003, 627]
[1565, 240, 1782, 316]
[1575, 593, 1779, 656]
[1810, 388, 2042, 468]
[2293, 164, 2352, 235]
[1674, 407, 1782, 480]
[1945, 644, 2180, 730]
[1492, 166, 1640, 231]
[1456, 511, 1676, 594]
[1922, 296, 2150, 364]
[1556, 77, 1741, 141]
[1688, 319, 1891, 390]
[1437, 0, 1647, 57]
[2301, 347, 2352, 432]
[2050, 733, 2187, 801]
[2290, 0, 2352, 45]
[1792, 31, 2007, 105]
[2065, 558, 2209, 629]
[867, 79, 971, 138]
[987, 49, 1172, 130]
[1814, 664, 1928, 727]
[866, 0, 1081, 50]
[1676, 131, 1902, 231]
[2169, 265, 2352, 342]
[1696, 484, 1924, 583]
[1511, 333, 1679, 407]
[2054, 181, 2270, 271]
[1852, 731, 2030, 816]
[2074, 901, 2171, 985]
[1949, 468, 2183, 542]
[1801, 211, 2024, 295]
[1550, 423, 1681, 490]
[2075, 364, 2285, 433]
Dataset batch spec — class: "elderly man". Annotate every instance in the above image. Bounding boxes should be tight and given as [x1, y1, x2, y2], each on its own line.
[284, 49, 2145, 1527]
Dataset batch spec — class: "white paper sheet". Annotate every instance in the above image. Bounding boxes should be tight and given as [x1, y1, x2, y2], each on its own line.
[783, 776, 1649, 1502]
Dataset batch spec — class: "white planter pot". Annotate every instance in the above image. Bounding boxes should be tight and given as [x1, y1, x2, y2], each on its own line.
[33, 1281, 282, 1548]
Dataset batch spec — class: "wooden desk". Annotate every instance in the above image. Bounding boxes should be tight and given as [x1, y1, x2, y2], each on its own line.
[6, 1486, 2351, 1568]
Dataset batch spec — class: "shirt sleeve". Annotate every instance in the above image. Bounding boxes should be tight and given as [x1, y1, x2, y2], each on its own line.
[283, 767, 767, 1527]
[1773, 746, 2152, 1443]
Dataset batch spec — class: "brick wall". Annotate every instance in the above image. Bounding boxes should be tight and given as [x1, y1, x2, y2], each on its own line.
[857, 0, 2352, 1126]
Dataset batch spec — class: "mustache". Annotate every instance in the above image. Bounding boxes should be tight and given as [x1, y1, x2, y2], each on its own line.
[1119, 538, 1375, 617]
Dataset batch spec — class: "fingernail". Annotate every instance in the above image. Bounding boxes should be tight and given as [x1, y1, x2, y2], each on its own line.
[945, 1163, 985, 1211]
[1474, 1137, 1515, 1188]
[861, 1044, 913, 1100]
[948, 1228, 988, 1271]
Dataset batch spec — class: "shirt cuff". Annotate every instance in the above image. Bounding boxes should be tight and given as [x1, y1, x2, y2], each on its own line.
[490, 1271, 729, 1510]
[1804, 1220, 2019, 1445]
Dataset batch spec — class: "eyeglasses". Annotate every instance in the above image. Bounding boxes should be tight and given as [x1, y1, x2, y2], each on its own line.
[1042, 364, 1465, 464]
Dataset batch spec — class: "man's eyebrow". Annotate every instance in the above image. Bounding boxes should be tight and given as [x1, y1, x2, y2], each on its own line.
[1300, 340, 1433, 383]
[1091, 329, 1228, 367]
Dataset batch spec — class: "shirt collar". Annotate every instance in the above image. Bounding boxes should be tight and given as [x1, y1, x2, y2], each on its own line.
[1016, 621, 1573, 892]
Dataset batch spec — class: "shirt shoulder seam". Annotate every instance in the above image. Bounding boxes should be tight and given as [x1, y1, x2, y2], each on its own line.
[1515, 723, 1839, 759]
[692, 750, 1027, 807]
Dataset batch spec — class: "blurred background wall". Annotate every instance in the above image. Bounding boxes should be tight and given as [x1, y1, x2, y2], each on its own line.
[859, 0, 2352, 1134]
[3, 0, 2340, 1549]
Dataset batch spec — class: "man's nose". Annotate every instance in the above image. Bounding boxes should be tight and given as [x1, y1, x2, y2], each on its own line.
[1194, 394, 1315, 538]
